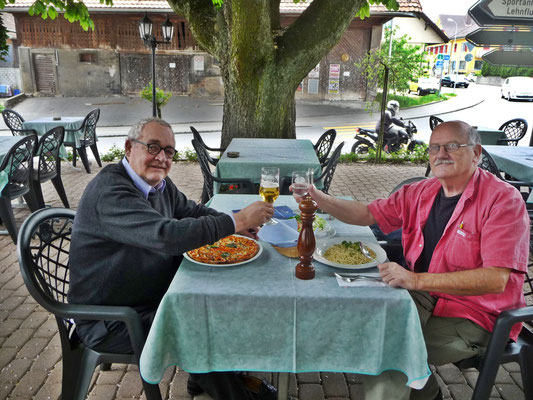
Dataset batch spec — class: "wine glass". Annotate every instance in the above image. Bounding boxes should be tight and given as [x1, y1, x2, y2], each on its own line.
[291, 171, 312, 197]
[259, 166, 280, 225]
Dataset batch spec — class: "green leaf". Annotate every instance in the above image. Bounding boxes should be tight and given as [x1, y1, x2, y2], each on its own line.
[48, 7, 57, 19]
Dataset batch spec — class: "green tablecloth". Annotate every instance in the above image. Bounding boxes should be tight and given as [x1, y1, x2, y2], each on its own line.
[22, 117, 86, 157]
[484, 145, 533, 182]
[139, 194, 430, 389]
[0, 136, 26, 195]
[214, 139, 322, 193]
[477, 127, 505, 145]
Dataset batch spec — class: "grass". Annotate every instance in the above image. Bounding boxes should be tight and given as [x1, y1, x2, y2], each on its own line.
[375, 91, 456, 109]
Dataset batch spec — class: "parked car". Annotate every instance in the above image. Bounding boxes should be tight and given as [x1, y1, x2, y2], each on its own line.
[501, 76, 533, 101]
[440, 74, 469, 88]
[408, 77, 439, 95]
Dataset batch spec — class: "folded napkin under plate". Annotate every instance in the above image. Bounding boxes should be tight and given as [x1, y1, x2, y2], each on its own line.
[257, 218, 299, 248]
[233, 205, 296, 220]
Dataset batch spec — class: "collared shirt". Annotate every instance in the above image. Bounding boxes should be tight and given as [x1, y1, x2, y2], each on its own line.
[121, 157, 236, 228]
[368, 168, 530, 341]
[122, 157, 166, 199]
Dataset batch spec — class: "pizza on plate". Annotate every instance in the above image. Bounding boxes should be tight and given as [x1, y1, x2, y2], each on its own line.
[187, 235, 260, 265]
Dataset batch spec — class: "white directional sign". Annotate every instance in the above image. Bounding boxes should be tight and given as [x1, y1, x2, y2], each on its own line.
[487, 0, 533, 20]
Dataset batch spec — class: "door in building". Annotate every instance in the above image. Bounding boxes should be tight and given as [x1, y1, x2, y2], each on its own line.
[33, 53, 56, 94]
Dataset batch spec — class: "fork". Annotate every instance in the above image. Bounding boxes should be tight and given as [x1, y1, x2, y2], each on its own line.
[334, 272, 383, 283]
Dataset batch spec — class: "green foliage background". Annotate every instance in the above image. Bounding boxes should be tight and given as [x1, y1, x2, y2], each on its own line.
[481, 64, 533, 79]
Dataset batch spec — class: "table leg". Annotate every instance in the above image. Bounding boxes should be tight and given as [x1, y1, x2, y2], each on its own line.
[277, 372, 289, 400]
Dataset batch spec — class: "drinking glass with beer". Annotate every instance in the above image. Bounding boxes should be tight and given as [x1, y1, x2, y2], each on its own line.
[259, 166, 280, 225]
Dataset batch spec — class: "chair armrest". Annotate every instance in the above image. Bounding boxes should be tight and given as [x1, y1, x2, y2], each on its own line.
[205, 144, 226, 153]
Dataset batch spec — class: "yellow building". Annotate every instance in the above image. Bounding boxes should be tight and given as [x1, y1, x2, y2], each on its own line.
[426, 14, 494, 77]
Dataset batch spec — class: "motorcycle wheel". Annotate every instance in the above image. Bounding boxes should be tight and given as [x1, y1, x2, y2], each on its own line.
[351, 140, 372, 154]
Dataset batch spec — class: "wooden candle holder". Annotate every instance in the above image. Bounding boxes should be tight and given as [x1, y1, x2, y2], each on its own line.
[295, 195, 317, 280]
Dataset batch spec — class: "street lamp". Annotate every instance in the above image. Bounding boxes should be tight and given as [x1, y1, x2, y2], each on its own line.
[139, 13, 174, 117]
[447, 18, 458, 75]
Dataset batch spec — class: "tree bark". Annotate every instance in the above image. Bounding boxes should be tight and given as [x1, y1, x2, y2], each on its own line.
[167, 0, 366, 147]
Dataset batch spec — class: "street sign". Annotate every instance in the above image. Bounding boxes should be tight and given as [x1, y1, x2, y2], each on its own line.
[469, 0, 533, 26]
[466, 27, 533, 47]
[465, 53, 474, 62]
[436, 60, 443, 68]
[437, 54, 444, 60]
[483, 49, 533, 66]
[487, 0, 533, 20]
[443, 55, 450, 61]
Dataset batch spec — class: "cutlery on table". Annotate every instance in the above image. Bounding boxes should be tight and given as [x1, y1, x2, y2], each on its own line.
[333, 272, 383, 283]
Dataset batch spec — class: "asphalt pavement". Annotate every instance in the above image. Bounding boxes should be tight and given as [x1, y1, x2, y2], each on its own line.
[0, 86, 486, 156]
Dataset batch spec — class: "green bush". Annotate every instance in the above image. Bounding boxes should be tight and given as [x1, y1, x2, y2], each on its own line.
[339, 143, 428, 164]
[101, 145, 125, 162]
[374, 92, 455, 109]
[481, 64, 533, 78]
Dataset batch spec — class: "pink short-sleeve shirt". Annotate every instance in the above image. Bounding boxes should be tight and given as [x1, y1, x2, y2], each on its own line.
[368, 168, 529, 341]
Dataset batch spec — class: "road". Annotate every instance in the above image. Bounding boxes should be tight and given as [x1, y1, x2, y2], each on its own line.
[3, 83, 532, 158]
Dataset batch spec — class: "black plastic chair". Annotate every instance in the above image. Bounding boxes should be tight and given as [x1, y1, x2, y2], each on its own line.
[64, 109, 102, 173]
[497, 118, 528, 146]
[314, 129, 336, 167]
[0, 134, 39, 243]
[429, 115, 443, 131]
[190, 126, 226, 166]
[425, 116, 444, 177]
[452, 268, 533, 399]
[32, 126, 69, 209]
[191, 139, 255, 204]
[16, 207, 162, 400]
[2, 108, 27, 136]
[280, 142, 344, 195]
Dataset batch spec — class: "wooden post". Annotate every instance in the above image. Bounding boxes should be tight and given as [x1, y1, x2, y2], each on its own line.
[295, 195, 317, 280]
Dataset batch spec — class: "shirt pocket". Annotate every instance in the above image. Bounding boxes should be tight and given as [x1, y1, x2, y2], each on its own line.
[445, 229, 482, 270]
[402, 227, 421, 270]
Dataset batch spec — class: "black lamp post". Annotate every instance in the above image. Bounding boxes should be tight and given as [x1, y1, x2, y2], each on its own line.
[139, 13, 174, 117]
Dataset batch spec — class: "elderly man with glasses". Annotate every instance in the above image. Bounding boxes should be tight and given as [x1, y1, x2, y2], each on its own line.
[69, 117, 275, 400]
[297, 121, 529, 400]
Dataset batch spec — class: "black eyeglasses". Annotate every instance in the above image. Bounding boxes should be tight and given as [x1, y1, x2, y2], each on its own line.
[132, 139, 177, 159]
[427, 142, 473, 155]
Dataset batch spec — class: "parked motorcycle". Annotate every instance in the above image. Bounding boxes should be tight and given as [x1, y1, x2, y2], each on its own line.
[351, 119, 424, 154]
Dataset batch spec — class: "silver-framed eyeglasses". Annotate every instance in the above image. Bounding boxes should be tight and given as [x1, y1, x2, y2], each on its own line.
[132, 139, 177, 159]
[427, 142, 473, 155]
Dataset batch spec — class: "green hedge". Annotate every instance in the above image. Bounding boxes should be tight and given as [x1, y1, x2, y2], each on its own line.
[481, 64, 533, 78]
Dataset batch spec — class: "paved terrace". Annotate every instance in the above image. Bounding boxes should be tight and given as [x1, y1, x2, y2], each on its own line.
[0, 161, 527, 400]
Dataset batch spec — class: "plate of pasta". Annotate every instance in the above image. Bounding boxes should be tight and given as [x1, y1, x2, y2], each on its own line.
[313, 237, 387, 270]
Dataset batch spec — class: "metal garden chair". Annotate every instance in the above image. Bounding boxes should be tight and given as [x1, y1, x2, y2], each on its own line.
[64, 108, 102, 173]
[191, 138, 254, 204]
[16, 207, 162, 400]
[425, 116, 444, 176]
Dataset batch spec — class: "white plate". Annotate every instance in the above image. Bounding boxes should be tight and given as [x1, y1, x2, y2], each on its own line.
[313, 237, 387, 270]
[184, 236, 263, 267]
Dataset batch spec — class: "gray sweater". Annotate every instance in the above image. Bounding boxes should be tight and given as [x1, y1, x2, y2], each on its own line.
[68, 162, 234, 308]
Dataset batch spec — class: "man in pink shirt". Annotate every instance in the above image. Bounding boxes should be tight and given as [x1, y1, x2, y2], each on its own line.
[300, 121, 529, 400]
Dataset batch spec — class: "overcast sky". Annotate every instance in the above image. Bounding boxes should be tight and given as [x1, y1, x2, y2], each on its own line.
[419, 0, 479, 21]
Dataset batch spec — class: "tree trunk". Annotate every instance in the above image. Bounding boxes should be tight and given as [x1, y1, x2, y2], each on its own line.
[168, 0, 367, 147]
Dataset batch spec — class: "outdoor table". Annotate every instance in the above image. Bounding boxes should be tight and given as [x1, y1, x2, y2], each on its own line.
[22, 116, 86, 158]
[0, 136, 27, 194]
[139, 194, 431, 399]
[214, 138, 323, 193]
[476, 127, 505, 145]
[484, 145, 533, 182]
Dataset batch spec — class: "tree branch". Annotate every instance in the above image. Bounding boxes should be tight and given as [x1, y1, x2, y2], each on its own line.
[167, 0, 218, 53]
[276, 0, 366, 84]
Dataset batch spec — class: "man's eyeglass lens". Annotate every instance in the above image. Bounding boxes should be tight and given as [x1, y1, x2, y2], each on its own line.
[428, 143, 472, 155]
[133, 139, 176, 159]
